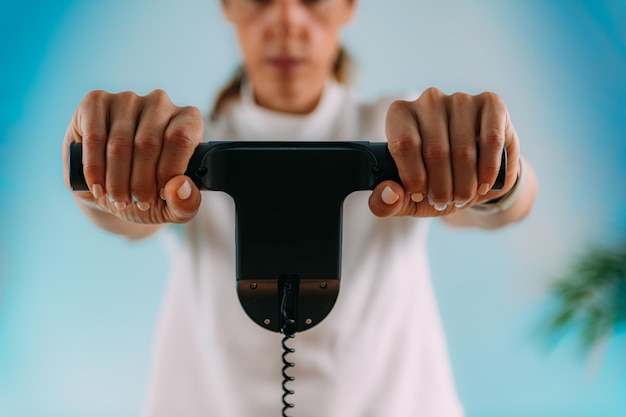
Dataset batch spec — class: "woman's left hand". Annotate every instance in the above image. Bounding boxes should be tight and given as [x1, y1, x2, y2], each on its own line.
[369, 87, 521, 218]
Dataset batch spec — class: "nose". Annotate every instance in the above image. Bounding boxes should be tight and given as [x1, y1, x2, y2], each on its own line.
[270, 0, 306, 37]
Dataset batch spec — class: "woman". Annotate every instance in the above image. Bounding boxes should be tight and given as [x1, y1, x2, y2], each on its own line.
[62, 0, 537, 416]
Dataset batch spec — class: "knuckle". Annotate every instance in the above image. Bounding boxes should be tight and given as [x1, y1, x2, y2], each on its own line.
[450, 91, 472, 107]
[147, 89, 171, 105]
[165, 126, 197, 149]
[388, 134, 418, 159]
[179, 106, 204, 132]
[82, 130, 106, 147]
[181, 105, 202, 121]
[387, 99, 411, 116]
[422, 142, 450, 164]
[134, 131, 161, 155]
[484, 156, 501, 170]
[481, 127, 505, 147]
[82, 163, 103, 181]
[115, 91, 140, 110]
[452, 144, 476, 165]
[117, 90, 138, 103]
[83, 89, 109, 104]
[480, 157, 501, 176]
[479, 91, 502, 104]
[107, 136, 133, 159]
[419, 87, 444, 104]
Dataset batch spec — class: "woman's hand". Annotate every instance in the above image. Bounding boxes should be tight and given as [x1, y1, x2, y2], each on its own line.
[369, 87, 521, 220]
[62, 89, 204, 233]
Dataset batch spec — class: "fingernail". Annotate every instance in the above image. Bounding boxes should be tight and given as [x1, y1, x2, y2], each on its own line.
[427, 191, 449, 211]
[382, 186, 400, 205]
[454, 199, 471, 208]
[159, 188, 166, 200]
[92, 184, 104, 199]
[411, 193, 424, 203]
[136, 201, 151, 211]
[478, 183, 490, 196]
[177, 180, 192, 200]
[114, 201, 127, 210]
[131, 195, 150, 211]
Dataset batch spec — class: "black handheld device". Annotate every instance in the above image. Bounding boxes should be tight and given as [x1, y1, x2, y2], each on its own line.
[69, 141, 506, 335]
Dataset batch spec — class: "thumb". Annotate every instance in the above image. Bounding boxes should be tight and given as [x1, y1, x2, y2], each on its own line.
[162, 175, 202, 223]
[368, 181, 406, 217]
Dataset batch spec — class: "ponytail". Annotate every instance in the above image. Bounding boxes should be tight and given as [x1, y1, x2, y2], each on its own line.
[210, 46, 355, 120]
[332, 46, 355, 85]
[210, 66, 245, 121]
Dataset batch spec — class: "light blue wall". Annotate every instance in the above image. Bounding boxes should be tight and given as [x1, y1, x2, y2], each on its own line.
[1, 1, 625, 416]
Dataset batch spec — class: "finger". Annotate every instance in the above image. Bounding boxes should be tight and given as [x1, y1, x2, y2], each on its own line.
[448, 93, 478, 208]
[157, 105, 203, 192]
[418, 88, 452, 211]
[105, 92, 141, 207]
[369, 181, 456, 218]
[477, 92, 506, 196]
[74, 91, 109, 199]
[368, 181, 405, 218]
[162, 175, 202, 223]
[385, 100, 426, 203]
[130, 90, 173, 210]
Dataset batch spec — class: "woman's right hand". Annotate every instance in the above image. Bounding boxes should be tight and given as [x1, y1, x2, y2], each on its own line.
[62, 89, 204, 227]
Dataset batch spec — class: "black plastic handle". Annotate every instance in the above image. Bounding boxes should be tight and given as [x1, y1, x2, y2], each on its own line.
[69, 141, 506, 192]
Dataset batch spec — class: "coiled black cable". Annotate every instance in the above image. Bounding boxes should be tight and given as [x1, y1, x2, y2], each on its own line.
[280, 280, 296, 417]
[281, 333, 296, 416]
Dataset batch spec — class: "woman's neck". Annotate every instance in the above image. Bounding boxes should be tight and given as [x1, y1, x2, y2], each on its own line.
[252, 78, 326, 115]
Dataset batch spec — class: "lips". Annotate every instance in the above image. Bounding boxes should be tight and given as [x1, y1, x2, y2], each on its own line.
[267, 56, 304, 72]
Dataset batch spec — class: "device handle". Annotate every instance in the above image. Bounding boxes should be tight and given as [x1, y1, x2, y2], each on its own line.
[68, 141, 506, 192]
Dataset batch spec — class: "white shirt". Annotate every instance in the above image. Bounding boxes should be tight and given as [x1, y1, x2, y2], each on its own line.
[144, 80, 464, 417]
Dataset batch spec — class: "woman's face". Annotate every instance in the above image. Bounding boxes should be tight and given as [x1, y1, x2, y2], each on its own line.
[222, 0, 355, 113]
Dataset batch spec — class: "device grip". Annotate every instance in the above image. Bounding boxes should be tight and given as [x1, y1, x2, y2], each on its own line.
[68, 141, 506, 192]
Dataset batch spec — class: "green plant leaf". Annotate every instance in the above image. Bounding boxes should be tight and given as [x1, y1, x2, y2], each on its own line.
[542, 240, 626, 353]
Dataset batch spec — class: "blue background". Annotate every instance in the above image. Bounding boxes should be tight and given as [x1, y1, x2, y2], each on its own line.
[1, 1, 625, 416]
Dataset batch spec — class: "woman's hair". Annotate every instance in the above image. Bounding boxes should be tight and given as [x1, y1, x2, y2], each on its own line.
[210, 46, 355, 120]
